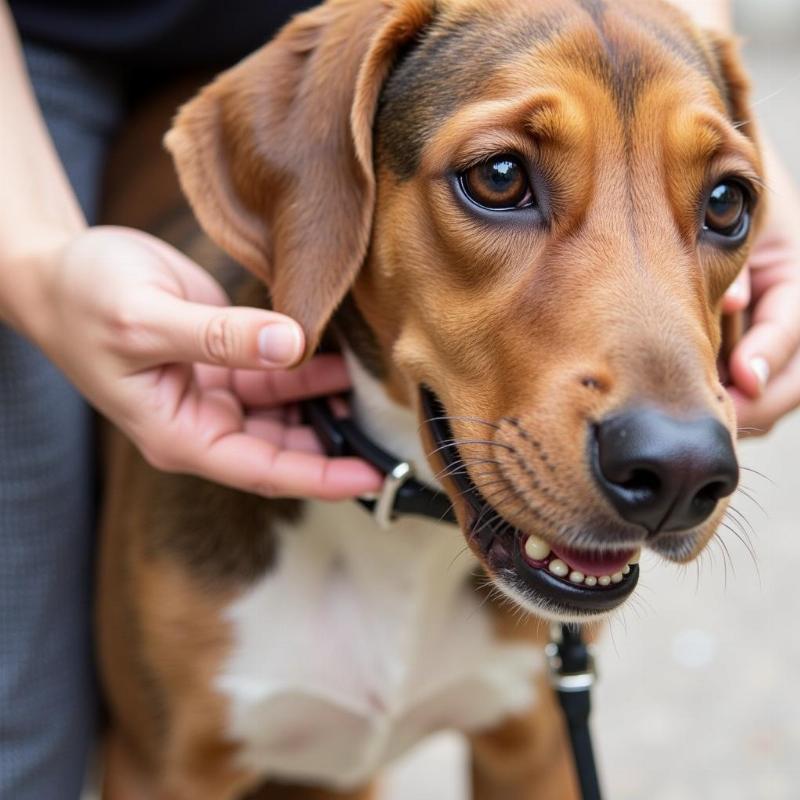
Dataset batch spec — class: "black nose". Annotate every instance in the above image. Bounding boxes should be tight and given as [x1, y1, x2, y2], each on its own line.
[593, 408, 738, 533]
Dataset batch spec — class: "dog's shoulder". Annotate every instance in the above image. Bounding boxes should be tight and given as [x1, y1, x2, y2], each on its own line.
[102, 426, 300, 584]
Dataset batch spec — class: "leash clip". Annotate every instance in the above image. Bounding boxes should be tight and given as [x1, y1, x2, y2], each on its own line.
[547, 624, 603, 800]
[545, 624, 597, 692]
[372, 460, 415, 528]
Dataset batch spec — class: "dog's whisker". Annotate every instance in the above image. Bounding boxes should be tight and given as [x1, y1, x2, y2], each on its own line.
[426, 437, 516, 458]
[748, 70, 800, 114]
[721, 520, 759, 570]
[446, 544, 472, 573]
[725, 504, 758, 542]
[453, 473, 510, 500]
[432, 458, 501, 483]
[465, 581, 502, 623]
[713, 536, 734, 590]
[719, 522, 761, 580]
[733, 486, 767, 516]
[469, 505, 496, 539]
[421, 414, 501, 431]
[472, 476, 514, 493]
[739, 465, 775, 485]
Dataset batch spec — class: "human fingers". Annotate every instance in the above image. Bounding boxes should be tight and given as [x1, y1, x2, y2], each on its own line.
[727, 278, 800, 399]
[186, 432, 383, 499]
[128, 292, 305, 370]
[730, 346, 800, 436]
[232, 353, 352, 407]
[244, 415, 324, 455]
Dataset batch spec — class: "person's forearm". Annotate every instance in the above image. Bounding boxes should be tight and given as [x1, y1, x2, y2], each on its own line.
[668, 0, 733, 33]
[0, 2, 86, 336]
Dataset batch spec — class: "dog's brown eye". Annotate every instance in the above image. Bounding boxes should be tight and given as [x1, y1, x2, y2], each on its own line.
[460, 156, 532, 210]
[704, 181, 749, 238]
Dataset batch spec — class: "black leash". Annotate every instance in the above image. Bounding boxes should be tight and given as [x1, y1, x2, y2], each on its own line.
[302, 397, 603, 799]
[547, 625, 603, 800]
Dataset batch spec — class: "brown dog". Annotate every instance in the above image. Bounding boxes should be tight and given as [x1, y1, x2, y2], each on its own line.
[97, 0, 762, 797]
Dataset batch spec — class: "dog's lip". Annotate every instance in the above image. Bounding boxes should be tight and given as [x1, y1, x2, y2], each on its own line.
[420, 386, 639, 614]
[512, 537, 639, 613]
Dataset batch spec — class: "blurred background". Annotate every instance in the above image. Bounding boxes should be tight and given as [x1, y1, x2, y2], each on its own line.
[382, 3, 800, 798]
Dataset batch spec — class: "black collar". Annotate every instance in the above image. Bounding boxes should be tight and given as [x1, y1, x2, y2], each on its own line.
[302, 393, 456, 527]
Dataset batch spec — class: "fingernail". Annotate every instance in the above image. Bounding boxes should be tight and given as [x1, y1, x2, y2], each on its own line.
[258, 323, 302, 366]
[750, 356, 770, 394]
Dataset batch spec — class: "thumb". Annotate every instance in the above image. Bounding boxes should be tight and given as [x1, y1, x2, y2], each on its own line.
[135, 293, 306, 369]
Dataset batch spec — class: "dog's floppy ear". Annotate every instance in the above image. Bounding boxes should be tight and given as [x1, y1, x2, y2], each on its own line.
[165, 0, 433, 358]
[704, 32, 754, 137]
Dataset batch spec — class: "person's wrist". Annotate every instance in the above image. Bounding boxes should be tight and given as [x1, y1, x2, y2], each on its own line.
[0, 220, 85, 345]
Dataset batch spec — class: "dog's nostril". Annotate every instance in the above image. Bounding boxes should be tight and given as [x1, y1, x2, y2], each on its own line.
[618, 468, 660, 497]
[693, 480, 728, 512]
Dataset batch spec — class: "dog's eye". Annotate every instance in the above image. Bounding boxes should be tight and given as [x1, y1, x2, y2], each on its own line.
[704, 181, 749, 239]
[460, 156, 533, 210]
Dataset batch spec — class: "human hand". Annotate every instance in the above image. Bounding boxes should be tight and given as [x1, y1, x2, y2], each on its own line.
[28, 226, 383, 498]
[722, 145, 800, 436]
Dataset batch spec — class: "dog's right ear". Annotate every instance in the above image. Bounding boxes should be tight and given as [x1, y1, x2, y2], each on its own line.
[165, 0, 433, 358]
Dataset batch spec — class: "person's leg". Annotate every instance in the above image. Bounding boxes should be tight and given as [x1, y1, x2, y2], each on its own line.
[0, 43, 123, 800]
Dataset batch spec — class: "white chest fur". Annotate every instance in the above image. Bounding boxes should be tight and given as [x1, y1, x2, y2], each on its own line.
[216, 352, 541, 790]
[217, 503, 540, 789]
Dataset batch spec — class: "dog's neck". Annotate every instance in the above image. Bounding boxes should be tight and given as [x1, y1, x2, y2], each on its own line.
[343, 348, 439, 489]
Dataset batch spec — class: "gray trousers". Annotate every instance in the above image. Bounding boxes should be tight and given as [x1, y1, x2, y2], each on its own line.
[0, 43, 123, 799]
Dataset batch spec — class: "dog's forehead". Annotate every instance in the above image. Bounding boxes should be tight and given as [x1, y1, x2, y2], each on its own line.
[376, 0, 725, 178]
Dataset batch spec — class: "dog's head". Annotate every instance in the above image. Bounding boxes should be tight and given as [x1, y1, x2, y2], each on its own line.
[167, 0, 763, 620]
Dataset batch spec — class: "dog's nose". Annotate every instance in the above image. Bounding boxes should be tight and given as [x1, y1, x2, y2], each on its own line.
[592, 408, 738, 533]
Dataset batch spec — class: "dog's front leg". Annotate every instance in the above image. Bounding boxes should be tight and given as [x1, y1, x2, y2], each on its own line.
[469, 674, 579, 800]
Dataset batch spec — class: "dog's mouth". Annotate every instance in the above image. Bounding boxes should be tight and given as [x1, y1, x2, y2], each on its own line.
[420, 387, 640, 618]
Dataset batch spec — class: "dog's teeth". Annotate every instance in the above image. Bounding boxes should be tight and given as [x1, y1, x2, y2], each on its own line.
[611, 572, 623, 584]
[524, 536, 551, 561]
[598, 575, 611, 586]
[628, 549, 641, 565]
[569, 570, 585, 584]
[548, 559, 569, 577]
[622, 565, 631, 575]
[584, 576, 598, 587]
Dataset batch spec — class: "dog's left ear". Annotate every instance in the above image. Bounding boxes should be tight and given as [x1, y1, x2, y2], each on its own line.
[704, 32, 755, 137]
[165, 0, 433, 358]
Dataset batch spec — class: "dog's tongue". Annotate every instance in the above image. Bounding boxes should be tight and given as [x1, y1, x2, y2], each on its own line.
[550, 545, 635, 577]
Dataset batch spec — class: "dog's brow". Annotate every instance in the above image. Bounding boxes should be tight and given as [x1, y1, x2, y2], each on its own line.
[571, 0, 726, 119]
[376, 11, 568, 180]
[376, 2, 733, 181]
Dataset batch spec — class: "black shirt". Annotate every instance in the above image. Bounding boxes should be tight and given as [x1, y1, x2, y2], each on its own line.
[10, 0, 316, 69]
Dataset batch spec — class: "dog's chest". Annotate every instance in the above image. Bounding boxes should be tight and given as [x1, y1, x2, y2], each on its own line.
[216, 500, 541, 790]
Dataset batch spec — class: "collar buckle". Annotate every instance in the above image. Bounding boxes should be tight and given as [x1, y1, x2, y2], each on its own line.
[302, 395, 455, 526]
[372, 460, 415, 528]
